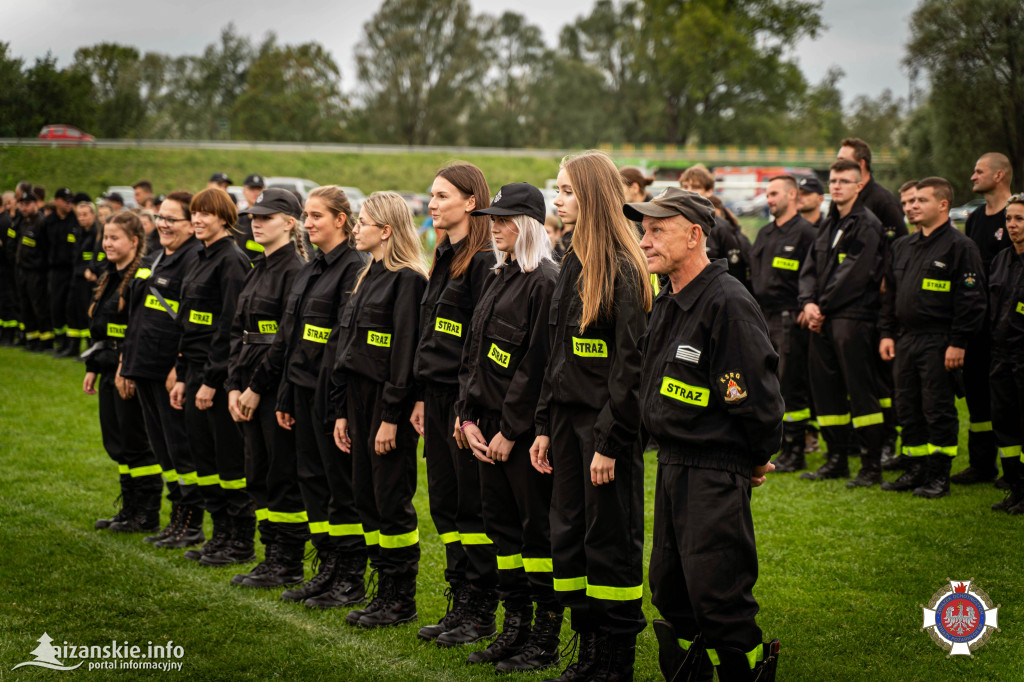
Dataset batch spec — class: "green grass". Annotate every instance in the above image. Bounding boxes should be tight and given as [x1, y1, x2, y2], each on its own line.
[1, 347, 1022, 681]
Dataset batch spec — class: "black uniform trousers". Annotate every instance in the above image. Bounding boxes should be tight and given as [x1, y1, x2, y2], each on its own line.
[18, 268, 51, 342]
[765, 311, 811, 443]
[808, 318, 886, 455]
[293, 384, 364, 556]
[66, 275, 92, 341]
[240, 396, 299, 545]
[182, 361, 249, 517]
[549, 404, 645, 637]
[348, 375, 419, 578]
[423, 385, 497, 591]
[0, 261, 18, 331]
[894, 333, 958, 458]
[48, 268, 71, 338]
[135, 378, 192, 506]
[476, 414, 556, 610]
[650, 462, 762, 655]
[965, 331, 998, 475]
[990, 356, 1024, 465]
[97, 372, 161, 492]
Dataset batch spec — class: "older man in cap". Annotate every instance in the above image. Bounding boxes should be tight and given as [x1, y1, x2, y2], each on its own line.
[626, 187, 782, 682]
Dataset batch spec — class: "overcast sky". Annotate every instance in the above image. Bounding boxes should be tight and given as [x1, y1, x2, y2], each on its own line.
[6, 0, 917, 107]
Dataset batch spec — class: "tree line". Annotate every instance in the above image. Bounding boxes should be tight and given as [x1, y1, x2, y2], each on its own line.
[0, 0, 1020, 190]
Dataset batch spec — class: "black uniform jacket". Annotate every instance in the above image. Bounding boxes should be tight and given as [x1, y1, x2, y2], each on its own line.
[413, 237, 494, 391]
[641, 259, 783, 475]
[15, 212, 47, 271]
[175, 236, 251, 388]
[74, 221, 101, 279]
[44, 210, 79, 268]
[879, 221, 986, 347]
[85, 262, 130, 375]
[247, 241, 366, 412]
[457, 258, 558, 442]
[234, 215, 266, 261]
[798, 197, 886, 320]
[1, 211, 16, 268]
[707, 215, 752, 288]
[327, 259, 427, 423]
[120, 237, 203, 381]
[859, 177, 907, 243]
[225, 245, 305, 393]
[534, 250, 648, 459]
[965, 205, 1009, 273]
[988, 247, 1024, 359]
[749, 213, 817, 313]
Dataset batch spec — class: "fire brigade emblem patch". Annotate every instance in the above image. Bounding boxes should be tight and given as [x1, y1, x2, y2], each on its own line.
[962, 273, 978, 289]
[718, 371, 747, 404]
[921, 579, 999, 657]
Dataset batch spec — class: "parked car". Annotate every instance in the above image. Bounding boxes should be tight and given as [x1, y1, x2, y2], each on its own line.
[950, 198, 985, 224]
[103, 186, 139, 209]
[338, 186, 366, 214]
[730, 193, 770, 218]
[38, 124, 94, 145]
[265, 177, 320, 204]
[397, 191, 430, 216]
[227, 185, 250, 211]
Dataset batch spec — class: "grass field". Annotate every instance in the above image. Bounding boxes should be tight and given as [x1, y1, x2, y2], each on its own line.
[1, 347, 1021, 681]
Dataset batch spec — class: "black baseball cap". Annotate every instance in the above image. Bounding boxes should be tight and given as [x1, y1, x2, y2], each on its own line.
[244, 174, 266, 188]
[106, 192, 125, 205]
[623, 187, 716, 235]
[209, 172, 232, 184]
[471, 182, 546, 225]
[247, 188, 303, 220]
[54, 187, 74, 202]
[72, 192, 92, 204]
[797, 175, 825, 195]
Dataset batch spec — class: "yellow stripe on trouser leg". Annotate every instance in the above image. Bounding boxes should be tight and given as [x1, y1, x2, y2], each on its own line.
[267, 510, 308, 524]
[585, 583, 643, 600]
[219, 477, 246, 489]
[129, 464, 163, 477]
[852, 412, 884, 428]
[553, 576, 587, 592]
[329, 523, 365, 537]
[117, 464, 130, 474]
[817, 413, 851, 427]
[380, 529, 419, 548]
[928, 444, 957, 457]
[309, 521, 330, 534]
[969, 421, 993, 433]
[178, 471, 198, 485]
[783, 408, 811, 422]
[162, 469, 179, 483]
[459, 533, 492, 545]
[438, 531, 460, 544]
[998, 446, 1022, 461]
[255, 508, 269, 521]
[903, 444, 930, 457]
[364, 530, 380, 546]
[497, 554, 524, 570]
[879, 397, 892, 409]
[196, 474, 221, 486]
[522, 557, 553, 573]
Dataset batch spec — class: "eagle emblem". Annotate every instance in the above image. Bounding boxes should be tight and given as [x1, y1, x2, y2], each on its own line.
[922, 579, 999, 657]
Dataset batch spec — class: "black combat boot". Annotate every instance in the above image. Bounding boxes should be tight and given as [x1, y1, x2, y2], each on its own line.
[846, 450, 882, 487]
[991, 458, 1023, 512]
[144, 502, 182, 544]
[233, 543, 276, 585]
[653, 621, 713, 682]
[773, 437, 806, 473]
[467, 603, 533, 665]
[913, 455, 953, 499]
[202, 515, 257, 565]
[184, 510, 230, 561]
[800, 447, 850, 480]
[346, 568, 381, 624]
[713, 639, 779, 682]
[417, 582, 469, 641]
[542, 629, 601, 682]
[95, 479, 130, 529]
[357, 571, 418, 628]
[155, 505, 205, 548]
[55, 336, 79, 358]
[305, 552, 367, 608]
[242, 542, 306, 588]
[495, 607, 563, 673]
[588, 632, 637, 682]
[436, 588, 497, 646]
[951, 466, 998, 484]
[881, 457, 927, 491]
[110, 482, 161, 533]
[281, 548, 337, 602]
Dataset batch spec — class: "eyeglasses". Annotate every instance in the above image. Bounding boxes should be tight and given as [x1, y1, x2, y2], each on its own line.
[154, 215, 189, 223]
[828, 179, 857, 186]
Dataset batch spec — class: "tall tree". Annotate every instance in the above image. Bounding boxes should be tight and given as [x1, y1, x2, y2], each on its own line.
[844, 89, 904, 152]
[355, 0, 489, 145]
[0, 43, 30, 137]
[904, 0, 1024, 188]
[71, 43, 145, 137]
[23, 54, 96, 137]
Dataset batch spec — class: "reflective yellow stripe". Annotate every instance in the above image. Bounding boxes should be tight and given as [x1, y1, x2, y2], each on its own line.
[783, 408, 811, 422]
[309, 521, 330, 534]
[553, 576, 587, 592]
[82, 252, 93, 261]
[97, 253, 105, 261]
[179, 471, 198, 485]
[220, 477, 246, 489]
[106, 323, 126, 338]
[837, 253, 846, 264]
[117, 464, 130, 475]
[257, 320, 278, 334]
[364, 530, 380, 546]
[329, 523, 365, 537]
[1017, 302, 1024, 315]
[460, 533, 493, 545]
[921, 279, 950, 292]
[134, 268, 152, 279]
[367, 330, 392, 347]
[188, 310, 213, 325]
[969, 421, 993, 433]
[53, 325, 68, 335]
[379, 529, 419, 548]
[746, 644, 764, 669]
[488, 343, 511, 368]
[255, 508, 269, 521]
[707, 649, 720, 666]
[904, 444, 930, 457]
[21, 236, 35, 247]
[246, 239, 264, 253]
[163, 469, 179, 483]
[660, 377, 709, 406]
[303, 323, 330, 343]
[129, 464, 162, 478]
[196, 473, 221, 486]
[522, 557, 553, 573]
[572, 337, 608, 358]
[267, 510, 309, 524]
[852, 412, 884, 428]
[998, 446, 1022, 460]
[818, 413, 851, 427]
[67, 328, 87, 338]
[929, 444, 957, 457]
[67, 233, 76, 243]
[497, 554, 524, 570]
[145, 294, 178, 313]
[438, 531, 460, 544]
[435, 317, 462, 337]
[39, 331, 54, 340]
[586, 583, 643, 601]
[771, 256, 799, 271]
[5, 227, 14, 238]
[650, 273, 660, 296]
[879, 397, 892, 409]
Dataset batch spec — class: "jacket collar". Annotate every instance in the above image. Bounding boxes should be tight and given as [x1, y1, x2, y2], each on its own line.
[667, 259, 728, 312]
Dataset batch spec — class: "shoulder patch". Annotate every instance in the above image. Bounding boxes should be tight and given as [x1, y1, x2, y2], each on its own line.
[962, 273, 978, 289]
[718, 371, 748, 404]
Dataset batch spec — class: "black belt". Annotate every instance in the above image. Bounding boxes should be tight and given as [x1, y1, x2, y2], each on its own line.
[242, 331, 275, 345]
[80, 339, 120, 359]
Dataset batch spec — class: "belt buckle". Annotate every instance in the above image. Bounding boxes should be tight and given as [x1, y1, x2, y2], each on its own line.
[242, 331, 252, 344]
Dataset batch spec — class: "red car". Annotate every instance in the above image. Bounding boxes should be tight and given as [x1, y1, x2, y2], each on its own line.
[37, 124, 95, 144]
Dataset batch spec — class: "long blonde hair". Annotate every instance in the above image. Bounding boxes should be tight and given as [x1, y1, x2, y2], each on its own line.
[561, 151, 652, 331]
[353, 191, 428, 292]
